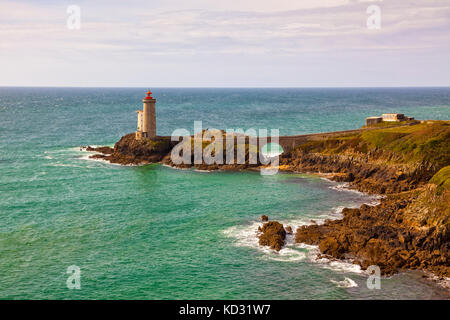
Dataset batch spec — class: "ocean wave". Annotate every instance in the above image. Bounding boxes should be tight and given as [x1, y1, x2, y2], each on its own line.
[223, 179, 380, 272]
[78, 154, 137, 167]
[309, 206, 350, 223]
[305, 246, 363, 274]
[222, 221, 307, 262]
[223, 218, 366, 273]
[42, 147, 124, 168]
[330, 277, 358, 288]
[327, 182, 383, 208]
[46, 163, 87, 168]
[76, 147, 142, 167]
[294, 239, 364, 274]
[161, 164, 191, 171]
[79, 145, 114, 152]
[329, 182, 365, 195]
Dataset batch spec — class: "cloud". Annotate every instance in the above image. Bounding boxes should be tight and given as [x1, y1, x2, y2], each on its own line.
[0, 0, 449, 86]
[1, 0, 449, 54]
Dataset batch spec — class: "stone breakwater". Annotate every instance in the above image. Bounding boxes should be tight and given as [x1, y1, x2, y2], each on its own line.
[85, 121, 449, 279]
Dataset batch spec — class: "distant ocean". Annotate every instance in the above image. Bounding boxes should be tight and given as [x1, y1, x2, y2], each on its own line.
[0, 87, 449, 299]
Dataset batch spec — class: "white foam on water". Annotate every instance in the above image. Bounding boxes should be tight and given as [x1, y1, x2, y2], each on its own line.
[222, 220, 308, 262]
[262, 248, 306, 262]
[314, 255, 363, 274]
[76, 147, 143, 167]
[79, 145, 113, 152]
[222, 172, 386, 272]
[45, 148, 78, 155]
[222, 221, 264, 248]
[223, 218, 366, 271]
[293, 242, 364, 274]
[46, 163, 87, 168]
[310, 206, 349, 223]
[330, 277, 358, 288]
[43, 147, 130, 168]
[277, 218, 316, 229]
[79, 154, 105, 163]
[438, 277, 450, 289]
[78, 154, 138, 167]
[328, 181, 348, 189]
[326, 260, 363, 274]
[194, 169, 214, 173]
[161, 164, 191, 171]
[319, 206, 346, 219]
[329, 182, 383, 202]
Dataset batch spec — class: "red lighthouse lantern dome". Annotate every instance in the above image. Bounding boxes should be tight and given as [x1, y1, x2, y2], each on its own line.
[145, 90, 153, 99]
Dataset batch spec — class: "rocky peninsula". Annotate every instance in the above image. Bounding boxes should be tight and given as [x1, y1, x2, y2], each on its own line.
[85, 120, 449, 281]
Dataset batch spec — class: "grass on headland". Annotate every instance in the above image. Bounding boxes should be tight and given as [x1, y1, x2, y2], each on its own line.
[430, 166, 450, 193]
[296, 121, 450, 168]
[361, 120, 419, 129]
[361, 121, 449, 166]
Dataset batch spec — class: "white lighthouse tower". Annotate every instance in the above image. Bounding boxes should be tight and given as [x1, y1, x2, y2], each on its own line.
[136, 90, 156, 140]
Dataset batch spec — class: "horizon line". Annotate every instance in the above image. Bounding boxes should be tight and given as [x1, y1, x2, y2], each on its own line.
[1, 85, 450, 89]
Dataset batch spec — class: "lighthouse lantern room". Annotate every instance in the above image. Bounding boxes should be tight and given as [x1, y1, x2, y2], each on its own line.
[136, 90, 156, 140]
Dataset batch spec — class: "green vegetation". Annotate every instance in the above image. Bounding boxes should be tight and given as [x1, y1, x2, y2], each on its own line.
[137, 136, 173, 153]
[430, 166, 450, 192]
[406, 166, 450, 227]
[188, 133, 261, 157]
[361, 121, 450, 166]
[297, 121, 450, 168]
[362, 120, 419, 128]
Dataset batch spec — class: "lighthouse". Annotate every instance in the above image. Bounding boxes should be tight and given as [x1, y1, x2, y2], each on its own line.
[136, 90, 156, 140]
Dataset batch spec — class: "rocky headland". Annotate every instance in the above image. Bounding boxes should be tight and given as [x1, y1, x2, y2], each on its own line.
[87, 130, 265, 170]
[85, 134, 175, 165]
[85, 120, 449, 280]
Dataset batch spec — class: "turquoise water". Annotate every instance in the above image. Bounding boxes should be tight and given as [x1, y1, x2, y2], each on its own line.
[0, 87, 449, 299]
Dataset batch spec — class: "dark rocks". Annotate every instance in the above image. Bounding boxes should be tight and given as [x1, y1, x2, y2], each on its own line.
[295, 191, 450, 277]
[258, 221, 286, 251]
[319, 237, 345, 258]
[295, 224, 324, 245]
[86, 146, 114, 154]
[87, 134, 175, 165]
[285, 226, 293, 234]
[261, 215, 269, 222]
[279, 149, 437, 194]
[332, 172, 355, 182]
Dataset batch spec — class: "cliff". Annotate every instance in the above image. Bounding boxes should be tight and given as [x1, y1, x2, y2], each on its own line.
[279, 121, 449, 194]
[287, 121, 449, 277]
[87, 120, 449, 278]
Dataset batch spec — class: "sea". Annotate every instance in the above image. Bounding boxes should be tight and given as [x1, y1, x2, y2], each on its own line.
[0, 87, 449, 299]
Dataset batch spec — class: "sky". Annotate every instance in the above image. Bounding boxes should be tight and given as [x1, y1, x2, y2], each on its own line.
[0, 0, 449, 87]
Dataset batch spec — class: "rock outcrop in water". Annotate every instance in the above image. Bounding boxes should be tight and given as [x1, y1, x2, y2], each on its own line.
[258, 221, 286, 251]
